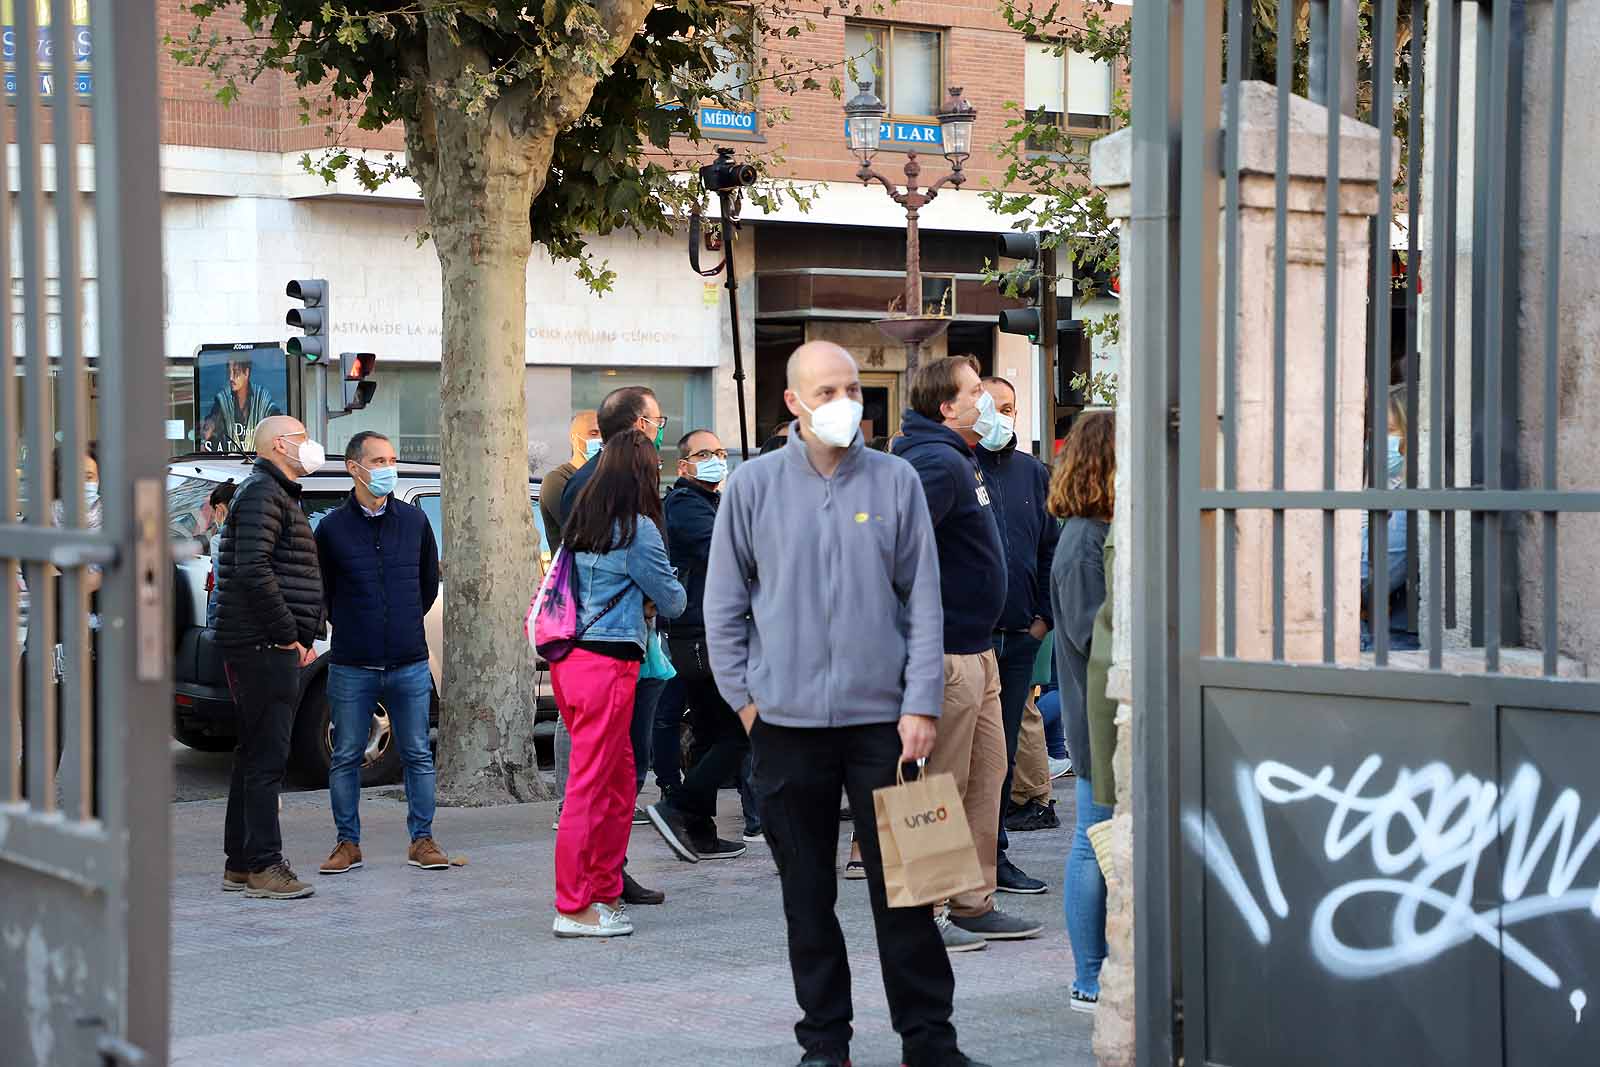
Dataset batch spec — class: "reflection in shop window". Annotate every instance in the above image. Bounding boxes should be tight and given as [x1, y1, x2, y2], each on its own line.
[570, 367, 714, 472]
[323, 364, 444, 463]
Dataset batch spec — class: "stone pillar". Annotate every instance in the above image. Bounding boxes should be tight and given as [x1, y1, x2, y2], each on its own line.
[1087, 80, 1386, 1066]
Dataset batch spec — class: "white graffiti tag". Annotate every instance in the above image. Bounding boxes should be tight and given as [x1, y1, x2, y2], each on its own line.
[1187, 756, 1600, 1002]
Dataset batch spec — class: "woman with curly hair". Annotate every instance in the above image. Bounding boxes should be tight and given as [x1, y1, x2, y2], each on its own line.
[1046, 410, 1115, 1012]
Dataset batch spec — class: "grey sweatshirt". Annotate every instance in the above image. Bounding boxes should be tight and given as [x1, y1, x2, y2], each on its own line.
[704, 425, 946, 728]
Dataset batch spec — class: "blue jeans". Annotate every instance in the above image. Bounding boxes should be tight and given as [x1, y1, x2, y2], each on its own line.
[991, 631, 1042, 857]
[1065, 774, 1112, 996]
[328, 660, 434, 843]
[633, 676, 666, 797]
[1036, 686, 1069, 760]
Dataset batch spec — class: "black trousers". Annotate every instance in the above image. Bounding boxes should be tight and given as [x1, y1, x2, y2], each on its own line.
[667, 636, 748, 823]
[222, 646, 299, 873]
[750, 719, 958, 1062]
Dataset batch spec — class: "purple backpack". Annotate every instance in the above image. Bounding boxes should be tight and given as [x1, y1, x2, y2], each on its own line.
[525, 547, 626, 663]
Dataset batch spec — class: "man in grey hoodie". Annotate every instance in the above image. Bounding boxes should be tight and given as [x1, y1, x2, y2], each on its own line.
[704, 342, 989, 1067]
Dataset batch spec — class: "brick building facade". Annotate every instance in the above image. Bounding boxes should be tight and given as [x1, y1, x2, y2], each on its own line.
[130, 1, 1128, 463]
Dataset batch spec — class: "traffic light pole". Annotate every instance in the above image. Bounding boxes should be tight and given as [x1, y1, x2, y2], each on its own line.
[1040, 246, 1059, 457]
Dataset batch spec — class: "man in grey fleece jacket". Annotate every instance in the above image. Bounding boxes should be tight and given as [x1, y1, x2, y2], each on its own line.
[704, 342, 989, 1067]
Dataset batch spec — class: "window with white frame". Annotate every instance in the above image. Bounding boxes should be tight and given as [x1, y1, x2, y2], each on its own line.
[1024, 42, 1114, 137]
[845, 22, 944, 119]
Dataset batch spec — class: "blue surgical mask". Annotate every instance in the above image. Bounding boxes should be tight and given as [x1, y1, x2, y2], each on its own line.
[979, 411, 1015, 452]
[83, 481, 100, 507]
[583, 438, 603, 461]
[695, 457, 728, 485]
[360, 462, 397, 498]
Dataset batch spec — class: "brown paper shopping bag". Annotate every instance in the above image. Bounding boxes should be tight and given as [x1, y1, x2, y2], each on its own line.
[873, 763, 985, 908]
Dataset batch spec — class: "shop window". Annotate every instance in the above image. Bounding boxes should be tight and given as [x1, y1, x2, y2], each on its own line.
[323, 364, 444, 464]
[1024, 41, 1114, 149]
[845, 23, 943, 119]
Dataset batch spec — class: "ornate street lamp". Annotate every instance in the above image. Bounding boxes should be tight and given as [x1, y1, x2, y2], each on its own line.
[847, 85, 979, 371]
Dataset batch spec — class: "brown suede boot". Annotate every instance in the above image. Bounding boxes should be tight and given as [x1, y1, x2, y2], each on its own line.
[244, 862, 314, 900]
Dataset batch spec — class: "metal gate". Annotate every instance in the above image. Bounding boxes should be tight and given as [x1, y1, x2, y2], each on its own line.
[1129, 2, 1599, 1066]
[0, 3, 169, 1065]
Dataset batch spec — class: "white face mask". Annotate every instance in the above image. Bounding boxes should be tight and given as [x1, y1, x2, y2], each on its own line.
[797, 395, 863, 449]
[281, 434, 325, 474]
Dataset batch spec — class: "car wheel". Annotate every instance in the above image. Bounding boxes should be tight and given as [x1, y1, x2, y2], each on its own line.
[289, 674, 404, 788]
[173, 723, 235, 753]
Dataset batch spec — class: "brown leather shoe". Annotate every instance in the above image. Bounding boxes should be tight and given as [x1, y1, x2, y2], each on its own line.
[408, 836, 449, 870]
[222, 868, 248, 893]
[319, 841, 363, 876]
[244, 862, 315, 900]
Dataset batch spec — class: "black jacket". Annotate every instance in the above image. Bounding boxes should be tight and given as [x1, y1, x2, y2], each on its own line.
[975, 433, 1059, 631]
[663, 476, 719, 638]
[314, 494, 440, 669]
[213, 458, 324, 649]
[891, 410, 1007, 654]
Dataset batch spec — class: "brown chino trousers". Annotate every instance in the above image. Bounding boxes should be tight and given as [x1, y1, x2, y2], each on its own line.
[927, 649, 1007, 919]
[1011, 694, 1053, 807]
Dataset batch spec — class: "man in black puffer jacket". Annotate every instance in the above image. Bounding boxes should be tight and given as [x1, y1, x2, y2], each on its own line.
[214, 414, 326, 901]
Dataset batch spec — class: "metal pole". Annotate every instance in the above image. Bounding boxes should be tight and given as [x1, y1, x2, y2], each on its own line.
[719, 191, 752, 461]
[1041, 244, 1059, 447]
[1130, 0, 1183, 1062]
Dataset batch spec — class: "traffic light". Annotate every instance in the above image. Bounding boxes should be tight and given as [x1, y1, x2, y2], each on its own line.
[995, 232, 1057, 343]
[285, 278, 328, 364]
[340, 352, 377, 411]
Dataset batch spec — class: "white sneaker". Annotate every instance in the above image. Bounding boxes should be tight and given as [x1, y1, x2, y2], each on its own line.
[1050, 756, 1074, 780]
[552, 903, 634, 939]
[551, 801, 563, 831]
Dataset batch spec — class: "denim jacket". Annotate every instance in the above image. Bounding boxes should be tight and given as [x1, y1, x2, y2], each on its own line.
[572, 518, 687, 651]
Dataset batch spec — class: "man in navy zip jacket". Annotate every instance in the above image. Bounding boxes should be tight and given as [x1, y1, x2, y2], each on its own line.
[313, 430, 447, 876]
[975, 377, 1059, 894]
[892, 355, 1043, 950]
[646, 428, 752, 861]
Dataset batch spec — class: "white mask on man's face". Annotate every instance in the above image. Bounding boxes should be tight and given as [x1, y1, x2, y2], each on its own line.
[796, 395, 863, 449]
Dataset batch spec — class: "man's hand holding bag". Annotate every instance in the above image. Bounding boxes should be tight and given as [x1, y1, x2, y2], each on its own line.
[873, 761, 985, 908]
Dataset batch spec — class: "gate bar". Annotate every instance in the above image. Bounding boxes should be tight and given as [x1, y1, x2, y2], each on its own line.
[16, 0, 57, 809]
[1270, 0, 1293, 662]
[1368, 0, 1398, 666]
[1541, 0, 1569, 677]
[1403, 0, 1424, 654]
[1176, 0, 1222, 1056]
[1220, 0, 1244, 659]
[1427, 0, 1462, 669]
[53, 0, 92, 822]
[1129, 1, 1184, 1061]
[0, 47, 15, 805]
[1320, 0, 1344, 666]
[91, 0, 172, 1056]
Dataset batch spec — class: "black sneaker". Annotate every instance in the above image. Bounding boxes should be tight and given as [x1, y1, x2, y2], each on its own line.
[901, 1051, 991, 1067]
[1004, 798, 1061, 832]
[995, 854, 1048, 895]
[646, 801, 702, 863]
[690, 833, 748, 860]
[798, 1050, 851, 1067]
[621, 870, 666, 906]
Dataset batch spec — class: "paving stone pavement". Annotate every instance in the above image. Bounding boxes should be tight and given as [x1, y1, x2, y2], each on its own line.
[170, 779, 1094, 1067]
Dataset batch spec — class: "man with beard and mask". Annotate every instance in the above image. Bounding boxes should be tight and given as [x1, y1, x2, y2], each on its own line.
[974, 376, 1060, 885]
[645, 428, 751, 861]
[891, 356, 1043, 952]
[705, 341, 989, 1067]
[213, 415, 326, 901]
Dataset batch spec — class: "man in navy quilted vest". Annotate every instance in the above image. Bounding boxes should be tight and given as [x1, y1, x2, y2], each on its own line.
[314, 430, 446, 876]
